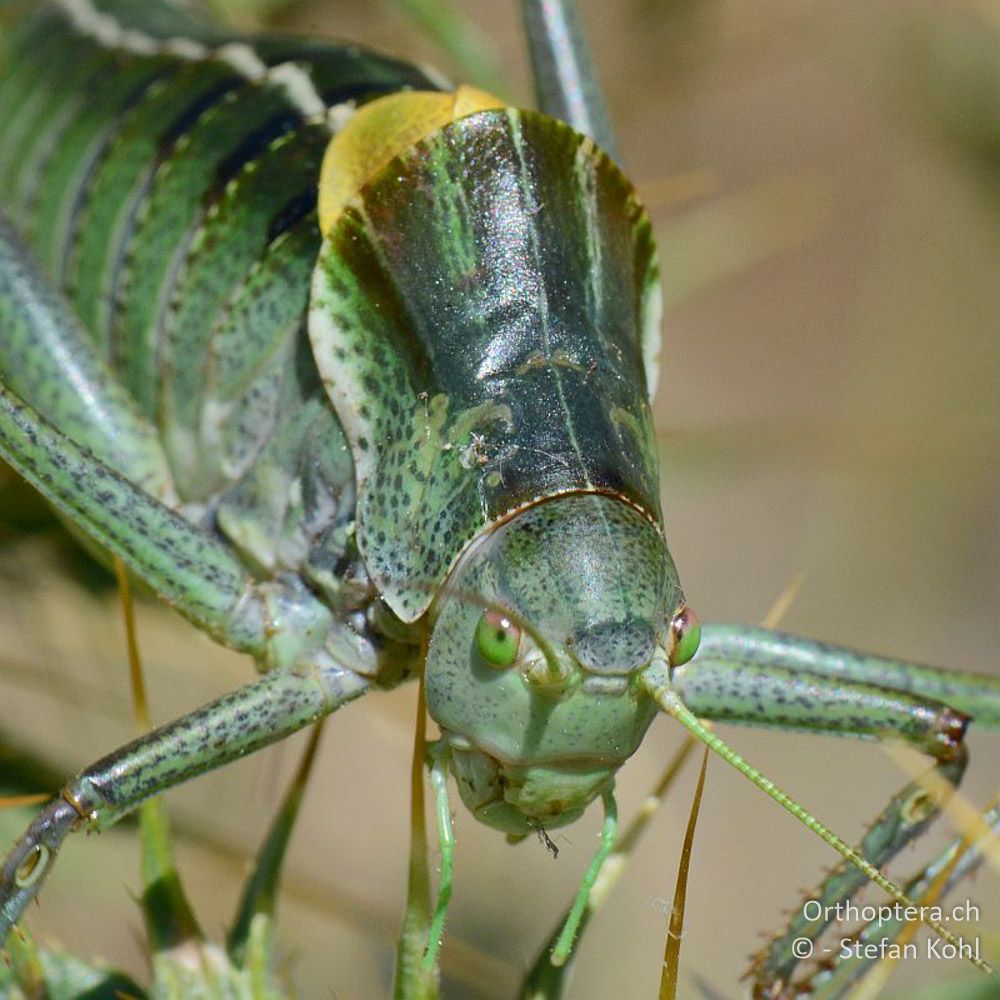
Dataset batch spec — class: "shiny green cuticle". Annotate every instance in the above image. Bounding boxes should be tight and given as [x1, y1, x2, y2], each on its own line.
[475, 609, 521, 667]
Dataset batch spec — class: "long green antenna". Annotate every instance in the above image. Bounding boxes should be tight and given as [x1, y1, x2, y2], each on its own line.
[643, 660, 996, 979]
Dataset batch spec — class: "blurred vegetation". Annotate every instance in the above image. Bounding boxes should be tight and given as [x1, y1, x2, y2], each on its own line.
[0, 0, 997, 998]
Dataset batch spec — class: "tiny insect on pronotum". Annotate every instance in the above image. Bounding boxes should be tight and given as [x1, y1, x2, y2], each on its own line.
[0, 0, 997, 996]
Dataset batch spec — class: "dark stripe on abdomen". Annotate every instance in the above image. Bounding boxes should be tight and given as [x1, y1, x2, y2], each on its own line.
[69, 62, 245, 343]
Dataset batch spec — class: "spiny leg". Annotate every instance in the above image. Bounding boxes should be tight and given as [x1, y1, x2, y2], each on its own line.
[0, 208, 391, 950]
[0, 378, 262, 644]
[747, 750, 968, 996]
[0, 661, 370, 941]
[644, 625, 1000, 994]
[805, 801, 1000, 1000]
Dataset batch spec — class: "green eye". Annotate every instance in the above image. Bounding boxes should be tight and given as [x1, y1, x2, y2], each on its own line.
[668, 605, 701, 667]
[476, 609, 521, 667]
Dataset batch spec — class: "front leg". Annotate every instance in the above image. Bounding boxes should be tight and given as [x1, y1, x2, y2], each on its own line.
[0, 659, 370, 943]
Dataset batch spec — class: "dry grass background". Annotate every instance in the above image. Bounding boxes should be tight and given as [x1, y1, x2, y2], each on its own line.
[0, 1, 997, 997]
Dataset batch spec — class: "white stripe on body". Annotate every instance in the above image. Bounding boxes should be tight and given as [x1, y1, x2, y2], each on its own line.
[55, 0, 352, 133]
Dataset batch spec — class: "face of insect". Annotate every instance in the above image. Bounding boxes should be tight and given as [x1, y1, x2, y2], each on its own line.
[425, 493, 694, 834]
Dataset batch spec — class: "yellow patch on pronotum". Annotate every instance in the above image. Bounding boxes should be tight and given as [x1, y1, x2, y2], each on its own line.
[318, 85, 505, 236]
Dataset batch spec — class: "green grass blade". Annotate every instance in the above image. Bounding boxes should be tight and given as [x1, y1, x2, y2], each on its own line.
[389, 0, 506, 96]
[659, 747, 709, 999]
[227, 722, 325, 965]
[115, 555, 202, 954]
[519, 736, 698, 998]
[3, 925, 147, 1000]
[393, 674, 440, 1000]
[139, 790, 203, 952]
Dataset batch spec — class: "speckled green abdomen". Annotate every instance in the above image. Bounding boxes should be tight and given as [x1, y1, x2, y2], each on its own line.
[0, 0, 436, 606]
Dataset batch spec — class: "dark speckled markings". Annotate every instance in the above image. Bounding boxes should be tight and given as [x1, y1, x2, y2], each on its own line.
[674, 625, 974, 755]
[78, 662, 369, 811]
[424, 496, 677, 780]
[0, 0, 436, 607]
[310, 109, 662, 621]
[0, 368, 264, 651]
[0, 0, 440, 945]
[1, 3, 1000, 994]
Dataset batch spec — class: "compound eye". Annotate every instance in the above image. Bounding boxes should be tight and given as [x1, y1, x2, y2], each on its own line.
[475, 609, 521, 667]
[668, 605, 701, 667]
